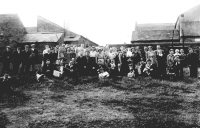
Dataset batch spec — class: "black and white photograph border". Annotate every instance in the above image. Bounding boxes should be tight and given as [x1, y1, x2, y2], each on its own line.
[1, 0, 200, 128]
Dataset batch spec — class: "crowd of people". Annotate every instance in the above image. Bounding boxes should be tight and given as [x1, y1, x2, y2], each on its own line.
[0, 43, 199, 81]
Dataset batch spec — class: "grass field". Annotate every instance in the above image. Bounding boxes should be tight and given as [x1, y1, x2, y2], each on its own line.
[1, 76, 200, 128]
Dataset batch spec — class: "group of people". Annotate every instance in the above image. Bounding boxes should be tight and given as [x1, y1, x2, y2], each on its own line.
[1, 44, 39, 75]
[0, 43, 199, 81]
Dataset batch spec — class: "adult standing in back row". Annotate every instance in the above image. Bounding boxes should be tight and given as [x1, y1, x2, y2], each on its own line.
[187, 48, 198, 78]
[2, 46, 12, 74]
[21, 45, 31, 74]
[29, 44, 39, 73]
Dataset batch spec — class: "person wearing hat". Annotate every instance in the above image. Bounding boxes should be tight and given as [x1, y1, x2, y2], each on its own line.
[2, 46, 12, 74]
[187, 47, 198, 78]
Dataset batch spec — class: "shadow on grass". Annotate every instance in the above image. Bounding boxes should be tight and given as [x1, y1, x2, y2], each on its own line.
[102, 96, 184, 113]
[0, 90, 31, 109]
[50, 94, 66, 102]
[65, 76, 99, 85]
[100, 97, 200, 128]
[0, 112, 10, 128]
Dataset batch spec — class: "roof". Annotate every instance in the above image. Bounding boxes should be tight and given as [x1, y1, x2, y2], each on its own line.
[181, 21, 200, 36]
[176, 4, 200, 37]
[181, 4, 200, 21]
[81, 36, 99, 46]
[136, 23, 175, 31]
[37, 16, 76, 37]
[132, 29, 179, 42]
[22, 33, 63, 43]
[64, 35, 81, 42]
[25, 27, 37, 33]
[64, 35, 98, 46]
[37, 16, 64, 33]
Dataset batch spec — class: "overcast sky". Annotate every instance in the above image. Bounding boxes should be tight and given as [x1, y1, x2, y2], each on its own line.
[0, 0, 200, 45]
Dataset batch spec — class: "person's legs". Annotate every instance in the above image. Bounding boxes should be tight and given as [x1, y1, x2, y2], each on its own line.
[190, 66, 197, 78]
[193, 66, 198, 78]
[179, 65, 184, 79]
[13, 63, 19, 75]
[2, 62, 9, 74]
[25, 63, 30, 75]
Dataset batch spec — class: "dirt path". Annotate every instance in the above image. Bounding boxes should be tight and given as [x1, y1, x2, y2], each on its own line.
[1, 77, 200, 128]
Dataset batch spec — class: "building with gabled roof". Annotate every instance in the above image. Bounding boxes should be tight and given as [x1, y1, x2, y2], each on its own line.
[131, 23, 180, 46]
[20, 32, 64, 52]
[22, 16, 98, 47]
[131, 4, 200, 48]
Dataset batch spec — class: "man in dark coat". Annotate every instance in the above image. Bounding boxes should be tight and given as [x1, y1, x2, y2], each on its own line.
[2, 46, 12, 74]
[12, 47, 23, 74]
[85, 51, 97, 75]
[187, 48, 198, 78]
[179, 49, 187, 78]
[76, 52, 87, 76]
[29, 44, 39, 73]
[21, 45, 31, 74]
[155, 45, 166, 78]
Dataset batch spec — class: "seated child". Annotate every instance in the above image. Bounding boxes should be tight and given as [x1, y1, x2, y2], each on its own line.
[0, 73, 12, 94]
[127, 64, 135, 78]
[42, 59, 54, 77]
[98, 65, 110, 79]
[53, 60, 65, 78]
[67, 58, 76, 73]
[143, 59, 157, 77]
[36, 70, 45, 82]
[135, 61, 145, 76]
[139, 60, 146, 76]
[109, 59, 117, 77]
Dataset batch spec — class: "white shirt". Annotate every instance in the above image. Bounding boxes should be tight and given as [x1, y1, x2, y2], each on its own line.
[90, 51, 97, 57]
[43, 48, 50, 55]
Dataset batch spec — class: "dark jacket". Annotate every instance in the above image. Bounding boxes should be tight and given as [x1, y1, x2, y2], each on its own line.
[2, 50, 12, 63]
[21, 50, 31, 64]
[30, 48, 39, 64]
[12, 50, 23, 64]
[43, 53, 53, 63]
[187, 52, 198, 66]
[76, 56, 87, 69]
